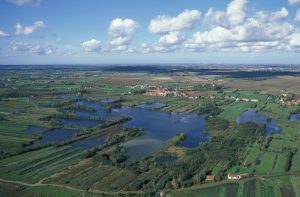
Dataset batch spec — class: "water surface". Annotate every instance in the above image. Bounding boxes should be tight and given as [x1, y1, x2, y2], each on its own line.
[236, 109, 281, 135]
[76, 100, 208, 162]
[29, 129, 79, 148]
[59, 119, 103, 128]
[290, 113, 300, 121]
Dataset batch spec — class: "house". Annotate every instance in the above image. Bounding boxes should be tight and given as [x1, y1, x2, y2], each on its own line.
[227, 173, 241, 180]
[205, 175, 215, 181]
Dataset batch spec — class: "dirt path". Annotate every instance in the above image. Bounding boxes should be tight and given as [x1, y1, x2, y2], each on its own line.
[0, 178, 145, 196]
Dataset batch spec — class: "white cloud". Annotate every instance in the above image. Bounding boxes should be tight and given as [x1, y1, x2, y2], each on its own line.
[289, 33, 300, 47]
[159, 32, 185, 46]
[187, 0, 299, 53]
[0, 30, 9, 37]
[295, 9, 300, 21]
[15, 21, 45, 36]
[227, 0, 247, 26]
[288, 0, 300, 5]
[82, 39, 102, 52]
[10, 41, 57, 55]
[108, 18, 139, 37]
[148, 10, 201, 34]
[7, 0, 40, 6]
[271, 7, 288, 21]
[186, 16, 294, 52]
[107, 18, 139, 48]
[203, 0, 247, 28]
[110, 36, 131, 46]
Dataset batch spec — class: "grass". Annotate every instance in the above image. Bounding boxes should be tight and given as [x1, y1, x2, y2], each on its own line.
[256, 152, 277, 174]
[244, 143, 261, 166]
[45, 160, 137, 191]
[166, 183, 240, 197]
[219, 101, 254, 121]
[273, 152, 289, 173]
[0, 146, 83, 183]
[168, 175, 300, 197]
[0, 182, 80, 197]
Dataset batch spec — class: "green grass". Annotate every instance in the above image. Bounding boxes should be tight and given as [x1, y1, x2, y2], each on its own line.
[244, 144, 261, 166]
[219, 101, 254, 121]
[168, 176, 300, 197]
[0, 146, 83, 183]
[0, 182, 80, 197]
[256, 152, 277, 174]
[236, 91, 269, 101]
[166, 183, 240, 197]
[273, 152, 289, 173]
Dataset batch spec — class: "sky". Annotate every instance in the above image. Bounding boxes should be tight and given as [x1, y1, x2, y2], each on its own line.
[0, 0, 300, 65]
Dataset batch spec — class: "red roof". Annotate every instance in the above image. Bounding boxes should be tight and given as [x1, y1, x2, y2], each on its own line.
[205, 175, 215, 181]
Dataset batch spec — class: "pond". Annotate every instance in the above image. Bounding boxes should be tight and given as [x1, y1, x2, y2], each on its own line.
[25, 126, 45, 134]
[137, 102, 167, 109]
[290, 113, 300, 121]
[71, 137, 105, 149]
[29, 129, 79, 148]
[236, 109, 282, 135]
[75, 101, 208, 162]
[101, 98, 118, 103]
[59, 119, 103, 128]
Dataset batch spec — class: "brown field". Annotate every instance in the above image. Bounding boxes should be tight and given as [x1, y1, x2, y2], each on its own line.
[226, 76, 300, 96]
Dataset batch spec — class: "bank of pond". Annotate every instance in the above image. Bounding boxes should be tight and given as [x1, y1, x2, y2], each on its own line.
[24, 100, 285, 163]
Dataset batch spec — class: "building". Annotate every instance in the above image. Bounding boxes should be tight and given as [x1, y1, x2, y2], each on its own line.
[227, 173, 241, 180]
[205, 175, 215, 181]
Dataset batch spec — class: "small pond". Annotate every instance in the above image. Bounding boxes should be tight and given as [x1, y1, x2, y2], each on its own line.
[71, 137, 105, 149]
[236, 109, 282, 135]
[290, 113, 300, 121]
[137, 103, 167, 109]
[29, 129, 79, 148]
[101, 98, 118, 103]
[59, 119, 103, 128]
[25, 126, 45, 134]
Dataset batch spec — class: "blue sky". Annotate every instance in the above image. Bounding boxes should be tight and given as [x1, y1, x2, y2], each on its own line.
[0, 0, 300, 65]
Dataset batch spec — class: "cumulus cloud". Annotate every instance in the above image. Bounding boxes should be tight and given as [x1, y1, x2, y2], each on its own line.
[227, 0, 247, 26]
[289, 33, 300, 47]
[295, 9, 300, 21]
[7, 0, 40, 6]
[107, 18, 139, 51]
[82, 39, 102, 52]
[0, 30, 9, 37]
[203, 0, 247, 28]
[185, 0, 300, 53]
[288, 0, 300, 5]
[148, 10, 201, 34]
[108, 18, 139, 38]
[15, 21, 45, 36]
[10, 41, 57, 55]
[270, 7, 289, 21]
[158, 32, 185, 46]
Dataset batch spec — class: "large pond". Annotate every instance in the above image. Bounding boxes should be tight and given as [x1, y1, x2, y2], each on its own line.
[290, 114, 300, 121]
[236, 109, 282, 135]
[75, 101, 208, 163]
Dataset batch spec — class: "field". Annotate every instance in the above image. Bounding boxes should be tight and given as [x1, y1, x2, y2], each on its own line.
[167, 175, 300, 197]
[0, 65, 300, 196]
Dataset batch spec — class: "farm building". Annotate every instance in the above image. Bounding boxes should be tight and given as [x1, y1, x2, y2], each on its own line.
[205, 175, 215, 181]
[227, 173, 241, 180]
